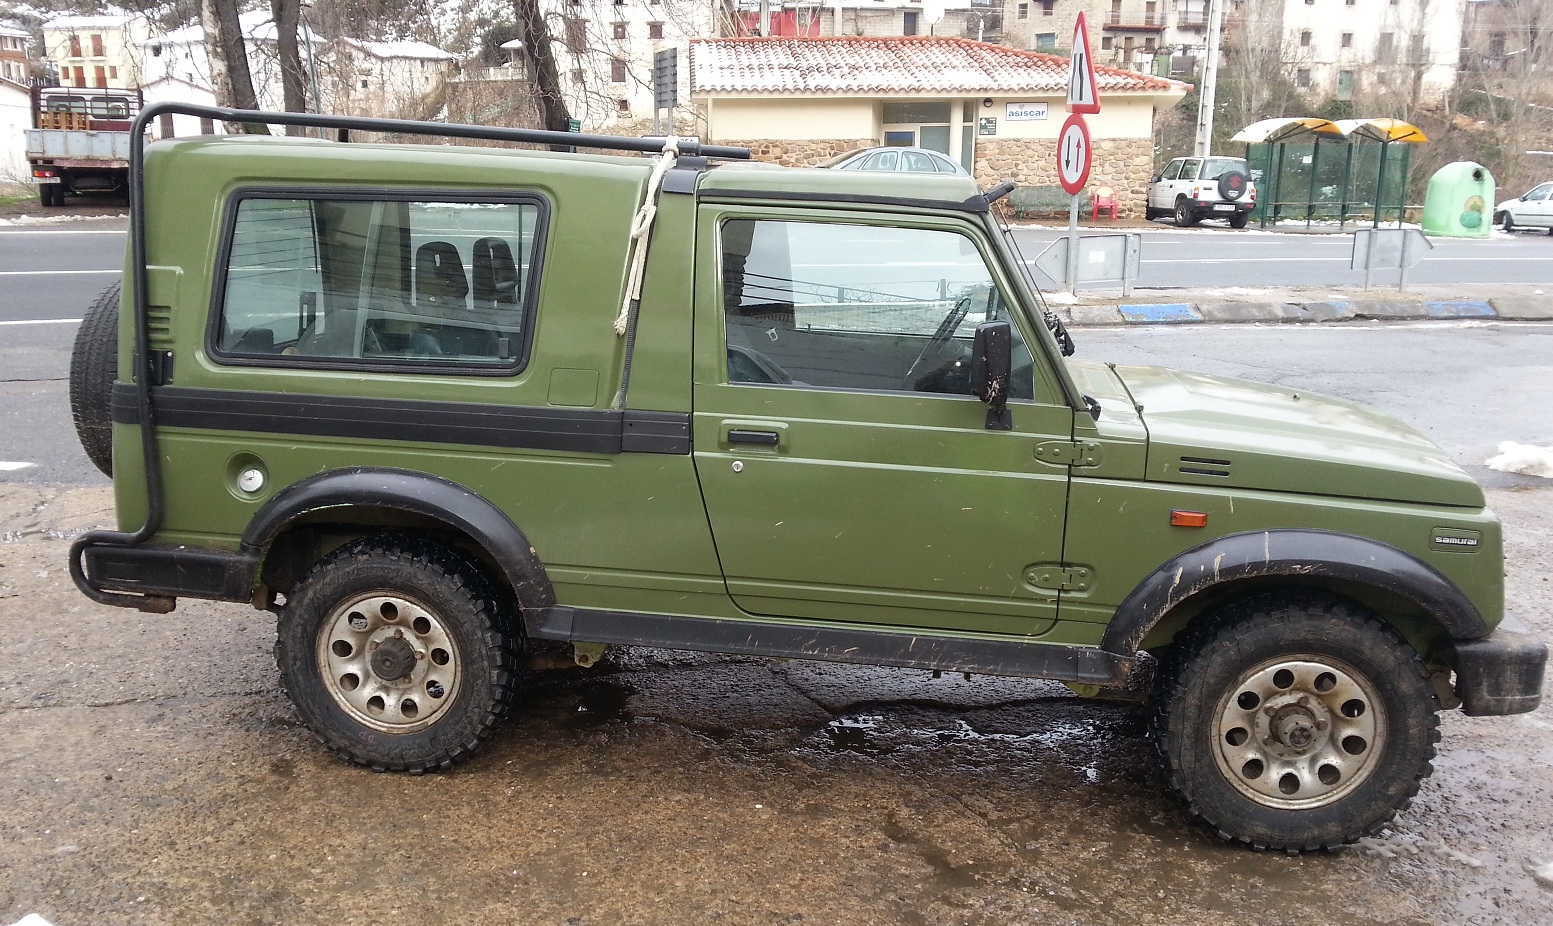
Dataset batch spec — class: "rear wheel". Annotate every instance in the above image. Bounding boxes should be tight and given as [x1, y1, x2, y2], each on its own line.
[276, 536, 521, 772]
[1228, 211, 1250, 229]
[68, 282, 120, 477]
[39, 183, 61, 207]
[1174, 198, 1198, 227]
[1151, 593, 1438, 852]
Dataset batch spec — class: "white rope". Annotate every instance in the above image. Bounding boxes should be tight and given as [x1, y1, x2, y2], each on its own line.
[615, 136, 682, 336]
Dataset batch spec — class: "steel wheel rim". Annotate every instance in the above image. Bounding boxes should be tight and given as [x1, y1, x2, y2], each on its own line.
[1211, 656, 1384, 809]
[316, 591, 463, 734]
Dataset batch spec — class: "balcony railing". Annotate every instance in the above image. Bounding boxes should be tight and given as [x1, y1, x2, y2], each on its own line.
[1102, 13, 1164, 31]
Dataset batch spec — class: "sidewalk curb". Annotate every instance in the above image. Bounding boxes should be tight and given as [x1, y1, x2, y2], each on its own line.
[1062, 293, 1553, 326]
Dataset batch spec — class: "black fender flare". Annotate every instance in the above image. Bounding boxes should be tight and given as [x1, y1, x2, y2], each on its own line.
[242, 467, 556, 613]
[1099, 529, 1488, 657]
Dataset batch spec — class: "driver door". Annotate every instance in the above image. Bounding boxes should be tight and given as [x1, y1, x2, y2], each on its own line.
[691, 209, 1075, 636]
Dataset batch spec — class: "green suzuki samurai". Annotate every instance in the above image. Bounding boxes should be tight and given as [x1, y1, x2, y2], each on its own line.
[69, 104, 1544, 853]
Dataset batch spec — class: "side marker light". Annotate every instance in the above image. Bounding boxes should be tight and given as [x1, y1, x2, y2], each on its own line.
[1170, 510, 1208, 528]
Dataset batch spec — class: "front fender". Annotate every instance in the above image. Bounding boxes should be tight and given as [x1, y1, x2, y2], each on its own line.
[242, 467, 556, 612]
[1099, 529, 1488, 657]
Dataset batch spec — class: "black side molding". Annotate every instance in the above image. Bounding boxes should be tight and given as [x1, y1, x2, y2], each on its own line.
[1101, 529, 1489, 657]
[526, 606, 1133, 686]
[83, 543, 258, 603]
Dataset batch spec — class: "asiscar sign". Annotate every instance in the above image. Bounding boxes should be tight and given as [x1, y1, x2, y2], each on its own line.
[1005, 102, 1048, 122]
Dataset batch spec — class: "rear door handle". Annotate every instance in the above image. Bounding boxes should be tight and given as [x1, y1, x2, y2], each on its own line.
[727, 429, 780, 446]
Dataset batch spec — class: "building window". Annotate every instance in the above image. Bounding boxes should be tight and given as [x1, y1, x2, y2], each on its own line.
[610, 57, 626, 82]
[612, 21, 627, 39]
[1299, 30, 1310, 47]
[69, 35, 82, 57]
[1041, 0, 1055, 15]
[648, 22, 663, 38]
[1408, 33, 1425, 61]
[108, 66, 118, 79]
[571, 68, 585, 83]
[1017, 3, 1028, 19]
[1296, 68, 1310, 87]
[1377, 32, 1394, 63]
[616, 98, 630, 114]
[1489, 33, 1505, 57]
[1341, 32, 1352, 48]
[904, 10, 919, 34]
[1100, 35, 1113, 49]
[564, 18, 586, 53]
[1034, 32, 1057, 51]
[91, 34, 104, 56]
[1144, 37, 1155, 52]
[93, 65, 106, 87]
[1337, 69, 1354, 100]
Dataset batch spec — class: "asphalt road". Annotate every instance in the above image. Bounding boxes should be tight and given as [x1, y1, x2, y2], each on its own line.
[1012, 224, 1553, 290]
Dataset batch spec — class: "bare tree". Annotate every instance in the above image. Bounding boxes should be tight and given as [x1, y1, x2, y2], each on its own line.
[199, 0, 269, 132]
[270, 0, 310, 133]
[513, 0, 572, 135]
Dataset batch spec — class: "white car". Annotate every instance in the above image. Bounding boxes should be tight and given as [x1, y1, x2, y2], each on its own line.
[1495, 181, 1553, 233]
[1146, 156, 1256, 228]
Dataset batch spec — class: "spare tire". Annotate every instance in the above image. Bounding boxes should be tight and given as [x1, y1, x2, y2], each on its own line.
[1217, 170, 1249, 202]
[69, 281, 120, 477]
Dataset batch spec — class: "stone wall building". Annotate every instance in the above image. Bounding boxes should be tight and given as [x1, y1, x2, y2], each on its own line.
[690, 35, 1186, 213]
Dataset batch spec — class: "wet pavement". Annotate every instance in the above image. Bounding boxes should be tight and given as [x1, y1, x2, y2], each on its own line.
[1, 484, 1549, 926]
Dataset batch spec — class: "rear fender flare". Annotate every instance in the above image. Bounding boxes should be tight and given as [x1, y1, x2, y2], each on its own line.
[242, 467, 555, 612]
[1100, 529, 1487, 656]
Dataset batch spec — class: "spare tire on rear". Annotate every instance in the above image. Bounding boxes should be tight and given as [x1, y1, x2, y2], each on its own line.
[69, 281, 120, 477]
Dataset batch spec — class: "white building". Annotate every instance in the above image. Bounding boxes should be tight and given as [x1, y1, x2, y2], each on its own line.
[42, 14, 153, 90]
[334, 39, 458, 120]
[732, 0, 998, 41]
[546, 0, 724, 129]
[141, 12, 305, 113]
[1, 76, 30, 180]
[1240, 0, 1466, 104]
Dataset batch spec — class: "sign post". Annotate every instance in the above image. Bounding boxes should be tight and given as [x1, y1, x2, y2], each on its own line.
[1059, 12, 1101, 293]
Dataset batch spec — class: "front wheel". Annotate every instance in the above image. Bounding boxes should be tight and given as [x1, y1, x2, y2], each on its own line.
[276, 536, 521, 772]
[1503, 213, 1515, 232]
[1150, 593, 1438, 852]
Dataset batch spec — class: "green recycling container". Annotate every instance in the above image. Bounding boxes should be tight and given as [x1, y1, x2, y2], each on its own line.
[1420, 161, 1495, 238]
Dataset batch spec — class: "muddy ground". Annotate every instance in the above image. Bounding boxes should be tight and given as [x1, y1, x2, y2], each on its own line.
[1, 483, 1549, 926]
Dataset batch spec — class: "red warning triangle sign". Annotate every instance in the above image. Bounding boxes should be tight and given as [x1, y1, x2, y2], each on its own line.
[1067, 11, 1101, 115]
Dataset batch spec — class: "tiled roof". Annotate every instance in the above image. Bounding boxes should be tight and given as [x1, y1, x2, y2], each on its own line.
[691, 36, 1185, 96]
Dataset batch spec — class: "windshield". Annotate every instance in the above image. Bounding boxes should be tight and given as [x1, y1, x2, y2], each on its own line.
[1201, 158, 1248, 181]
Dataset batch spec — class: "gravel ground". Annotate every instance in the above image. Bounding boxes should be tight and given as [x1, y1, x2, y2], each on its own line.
[0, 483, 1548, 926]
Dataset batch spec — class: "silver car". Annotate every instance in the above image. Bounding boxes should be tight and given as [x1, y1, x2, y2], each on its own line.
[824, 146, 971, 176]
[1495, 182, 1553, 233]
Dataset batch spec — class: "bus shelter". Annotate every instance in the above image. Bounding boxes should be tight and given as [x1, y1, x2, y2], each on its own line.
[1233, 117, 1428, 229]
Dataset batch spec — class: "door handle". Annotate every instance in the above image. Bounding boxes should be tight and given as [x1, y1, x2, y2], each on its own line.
[727, 429, 780, 446]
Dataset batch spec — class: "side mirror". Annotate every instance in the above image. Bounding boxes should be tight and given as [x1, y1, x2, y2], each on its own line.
[1152, 175, 1163, 183]
[970, 321, 1012, 431]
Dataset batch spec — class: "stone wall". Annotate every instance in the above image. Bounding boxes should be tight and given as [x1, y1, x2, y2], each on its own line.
[722, 139, 877, 167]
[974, 137, 1155, 215]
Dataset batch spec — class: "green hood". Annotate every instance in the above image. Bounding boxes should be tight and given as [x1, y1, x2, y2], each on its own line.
[1105, 364, 1484, 508]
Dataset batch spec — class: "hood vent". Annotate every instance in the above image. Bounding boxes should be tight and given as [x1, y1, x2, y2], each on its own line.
[1179, 455, 1232, 478]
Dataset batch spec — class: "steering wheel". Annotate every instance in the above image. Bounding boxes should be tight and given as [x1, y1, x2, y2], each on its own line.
[904, 296, 973, 387]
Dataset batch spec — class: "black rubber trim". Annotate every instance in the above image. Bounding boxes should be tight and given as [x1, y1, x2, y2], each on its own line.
[1101, 529, 1490, 656]
[84, 543, 258, 602]
[527, 606, 1133, 685]
[111, 383, 690, 455]
[698, 188, 988, 214]
[663, 156, 707, 195]
[242, 468, 557, 613]
[1453, 612, 1547, 716]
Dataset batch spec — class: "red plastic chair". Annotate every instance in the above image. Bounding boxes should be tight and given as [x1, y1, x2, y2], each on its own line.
[1092, 185, 1119, 220]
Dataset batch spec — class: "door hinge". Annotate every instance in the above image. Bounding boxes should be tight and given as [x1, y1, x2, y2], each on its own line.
[1034, 440, 1101, 467]
[1025, 564, 1093, 592]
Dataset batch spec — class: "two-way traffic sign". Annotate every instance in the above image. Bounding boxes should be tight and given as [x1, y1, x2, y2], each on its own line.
[1057, 113, 1092, 195]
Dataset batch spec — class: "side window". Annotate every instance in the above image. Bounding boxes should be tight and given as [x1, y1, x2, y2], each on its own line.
[901, 150, 938, 172]
[1162, 159, 1184, 180]
[868, 150, 900, 171]
[719, 219, 1036, 400]
[1527, 183, 1553, 201]
[1181, 159, 1202, 180]
[215, 194, 542, 370]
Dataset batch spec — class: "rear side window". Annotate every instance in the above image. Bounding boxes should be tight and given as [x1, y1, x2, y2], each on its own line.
[213, 192, 545, 372]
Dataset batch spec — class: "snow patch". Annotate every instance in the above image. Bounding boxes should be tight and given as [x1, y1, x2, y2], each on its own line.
[0, 213, 129, 227]
[1485, 442, 1553, 479]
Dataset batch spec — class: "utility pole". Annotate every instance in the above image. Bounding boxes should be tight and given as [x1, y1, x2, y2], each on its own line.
[1193, 0, 1224, 156]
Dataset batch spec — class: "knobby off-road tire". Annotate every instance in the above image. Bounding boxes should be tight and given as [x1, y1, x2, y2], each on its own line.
[68, 281, 120, 477]
[276, 536, 522, 773]
[1150, 592, 1439, 852]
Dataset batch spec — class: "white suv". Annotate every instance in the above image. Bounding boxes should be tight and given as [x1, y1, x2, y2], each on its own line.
[1146, 156, 1256, 228]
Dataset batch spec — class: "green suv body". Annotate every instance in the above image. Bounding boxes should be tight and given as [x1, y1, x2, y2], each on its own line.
[71, 106, 1544, 853]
